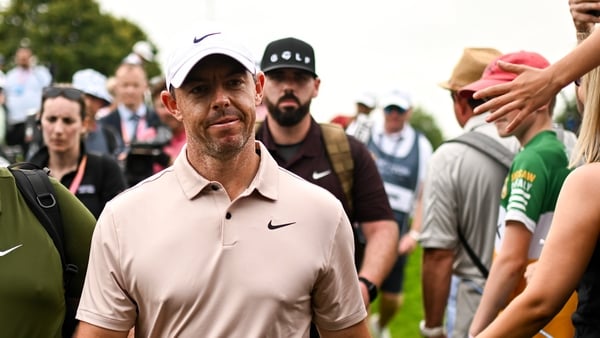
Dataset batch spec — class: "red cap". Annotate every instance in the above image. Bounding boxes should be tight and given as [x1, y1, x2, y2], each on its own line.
[458, 51, 550, 98]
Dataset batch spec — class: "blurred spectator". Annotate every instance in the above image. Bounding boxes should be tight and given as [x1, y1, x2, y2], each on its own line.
[28, 85, 126, 218]
[122, 40, 155, 66]
[99, 63, 163, 186]
[72, 68, 123, 157]
[4, 47, 52, 158]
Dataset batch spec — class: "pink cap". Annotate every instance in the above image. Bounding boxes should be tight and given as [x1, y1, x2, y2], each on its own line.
[459, 51, 550, 98]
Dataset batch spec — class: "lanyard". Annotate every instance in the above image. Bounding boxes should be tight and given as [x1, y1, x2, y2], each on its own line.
[69, 155, 87, 194]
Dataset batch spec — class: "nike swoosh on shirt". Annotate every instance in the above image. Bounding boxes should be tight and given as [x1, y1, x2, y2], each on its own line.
[268, 220, 296, 230]
[0, 244, 23, 257]
[193, 32, 221, 44]
[312, 170, 332, 180]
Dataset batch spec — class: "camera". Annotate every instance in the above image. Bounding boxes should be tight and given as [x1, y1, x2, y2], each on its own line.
[125, 126, 172, 186]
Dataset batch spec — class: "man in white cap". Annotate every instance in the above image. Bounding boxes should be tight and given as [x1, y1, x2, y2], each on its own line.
[367, 90, 433, 338]
[72, 68, 122, 157]
[122, 40, 155, 65]
[74, 27, 370, 338]
[330, 91, 377, 137]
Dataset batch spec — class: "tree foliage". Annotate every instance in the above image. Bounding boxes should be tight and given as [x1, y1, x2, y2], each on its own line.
[0, 0, 161, 82]
[410, 106, 444, 149]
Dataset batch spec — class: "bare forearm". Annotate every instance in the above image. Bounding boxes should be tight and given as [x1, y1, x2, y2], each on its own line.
[422, 248, 454, 327]
[75, 321, 129, 338]
[319, 319, 371, 338]
[477, 293, 557, 338]
[469, 257, 526, 335]
[552, 27, 600, 89]
[359, 220, 399, 285]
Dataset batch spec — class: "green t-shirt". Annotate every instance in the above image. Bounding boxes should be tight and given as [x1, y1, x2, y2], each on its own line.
[495, 130, 571, 259]
[0, 167, 96, 337]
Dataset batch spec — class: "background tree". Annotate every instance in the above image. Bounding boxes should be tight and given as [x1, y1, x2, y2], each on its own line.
[410, 106, 444, 149]
[0, 0, 161, 81]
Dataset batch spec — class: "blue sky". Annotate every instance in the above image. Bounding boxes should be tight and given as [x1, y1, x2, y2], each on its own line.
[99, 0, 578, 138]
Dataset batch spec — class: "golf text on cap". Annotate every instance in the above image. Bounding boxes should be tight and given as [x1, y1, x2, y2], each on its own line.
[268, 51, 312, 67]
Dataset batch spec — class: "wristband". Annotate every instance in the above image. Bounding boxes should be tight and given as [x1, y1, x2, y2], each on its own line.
[408, 230, 420, 241]
[358, 277, 378, 303]
[419, 320, 445, 337]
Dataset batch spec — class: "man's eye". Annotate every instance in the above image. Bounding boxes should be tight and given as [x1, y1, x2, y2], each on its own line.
[190, 85, 210, 95]
[267, 74, 284, 82]
[228, 79, 243, 87]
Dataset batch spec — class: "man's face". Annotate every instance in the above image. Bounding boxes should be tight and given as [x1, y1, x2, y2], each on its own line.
[162, 55, 263, 160]
[493, 103, 536, 140]
[15, 48, 32, 68]
[262, 68, 319, 127]
[383, 105, 411, 133]
[114, 64, 148, 111]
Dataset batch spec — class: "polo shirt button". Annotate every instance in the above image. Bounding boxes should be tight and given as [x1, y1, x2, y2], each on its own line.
[211, 184, 219, 191]
[226, 212, 232, 219]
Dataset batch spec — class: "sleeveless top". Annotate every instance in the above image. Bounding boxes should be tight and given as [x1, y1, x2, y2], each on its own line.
[573, 239, 600, 337]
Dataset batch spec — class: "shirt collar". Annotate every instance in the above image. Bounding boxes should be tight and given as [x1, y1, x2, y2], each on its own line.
[464, 112, 491, 132]
[118, 103, 147, 121]
[173, 142, 278, 202]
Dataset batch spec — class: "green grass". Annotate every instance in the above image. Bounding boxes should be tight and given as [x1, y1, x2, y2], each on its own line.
[369, 246, 424, 337]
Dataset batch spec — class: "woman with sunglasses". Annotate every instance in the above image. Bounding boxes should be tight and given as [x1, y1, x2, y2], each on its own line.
[28, 85, 126, 219]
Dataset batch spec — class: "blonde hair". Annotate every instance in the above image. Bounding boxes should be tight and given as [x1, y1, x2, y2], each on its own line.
[572, 66, 600, 166]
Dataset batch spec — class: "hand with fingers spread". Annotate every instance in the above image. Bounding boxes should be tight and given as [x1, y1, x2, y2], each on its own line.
[569, 0, 600, 34]
[473, 0, 600, 132]
[472, 61, 560, 132]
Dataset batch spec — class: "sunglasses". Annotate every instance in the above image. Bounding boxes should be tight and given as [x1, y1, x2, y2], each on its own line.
[42, 86, 85, 101]
[383, 105, 408, 115]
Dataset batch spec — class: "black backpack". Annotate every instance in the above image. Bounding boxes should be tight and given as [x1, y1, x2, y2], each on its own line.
[7, 163, 79, 338]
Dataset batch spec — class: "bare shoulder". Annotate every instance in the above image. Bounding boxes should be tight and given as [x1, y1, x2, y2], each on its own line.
[564, 163, 600, 195]
[558, 163, 600, 227]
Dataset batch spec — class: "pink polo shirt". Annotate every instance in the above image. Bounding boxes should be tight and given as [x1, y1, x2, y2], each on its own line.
[77, 142, 366, 337]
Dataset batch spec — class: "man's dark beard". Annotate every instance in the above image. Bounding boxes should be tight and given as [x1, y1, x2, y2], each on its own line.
[265, 96, 311, 127]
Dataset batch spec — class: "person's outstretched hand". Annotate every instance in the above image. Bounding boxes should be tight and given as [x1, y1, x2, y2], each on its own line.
[570, 0, 600, 33]
[472, 61, 562, 132]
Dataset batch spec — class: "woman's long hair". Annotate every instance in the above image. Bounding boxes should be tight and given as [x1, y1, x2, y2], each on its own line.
[572, 65, 600, 166]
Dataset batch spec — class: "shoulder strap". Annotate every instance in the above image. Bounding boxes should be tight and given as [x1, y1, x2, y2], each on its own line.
[255, 120, 355, 213]
[444, 132, 516, 279]
[7, 163, 78, 285]
[445, 131, 514, 170]
[319, 123, 354, 213]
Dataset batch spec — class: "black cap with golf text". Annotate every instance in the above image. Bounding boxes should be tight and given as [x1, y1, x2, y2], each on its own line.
[260, 37, 317, 77]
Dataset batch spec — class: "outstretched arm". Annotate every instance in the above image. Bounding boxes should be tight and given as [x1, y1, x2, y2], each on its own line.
[477, 164, 600, 337]
[473, 0, 600, 131]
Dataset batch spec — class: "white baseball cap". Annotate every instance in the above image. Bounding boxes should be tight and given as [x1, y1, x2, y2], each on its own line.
[72, 68, 113, 103]
[356, 91, 377, 109]
[380, 90, 412, 111]
[133, 41, 154, 62]
[165, 28, 256, 90]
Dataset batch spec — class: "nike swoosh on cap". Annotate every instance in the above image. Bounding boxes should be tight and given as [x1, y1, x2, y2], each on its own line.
[0, 244, 23, 257]
[268, 220, 296, 230]
[193, 32, 221, 44]
[312, 170, 331, 180]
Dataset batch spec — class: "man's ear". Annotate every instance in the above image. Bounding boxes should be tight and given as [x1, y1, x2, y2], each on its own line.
[161, 90, 183, 121]
[255, 72, 265, 106]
